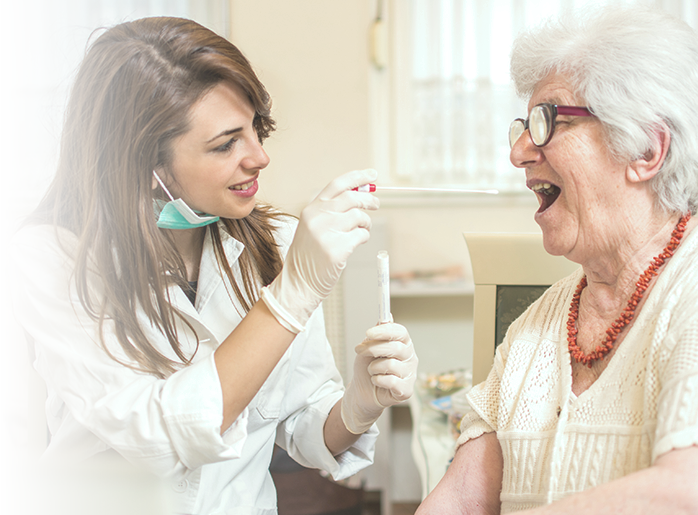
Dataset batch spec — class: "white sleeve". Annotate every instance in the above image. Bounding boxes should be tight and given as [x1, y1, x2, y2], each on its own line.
[274, 307, 378, 480]
[462, 330, 509, 439]
[11, 225, 245, 478]
[653, 316, 698, 461]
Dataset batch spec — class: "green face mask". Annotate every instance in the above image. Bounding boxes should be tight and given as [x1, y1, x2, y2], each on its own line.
[152, 171, 220, 230]
[153, 199, 220, 229]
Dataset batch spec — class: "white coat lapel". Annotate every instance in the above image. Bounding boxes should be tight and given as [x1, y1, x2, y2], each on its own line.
[196, 228, 245, 314]
[167, 228, 246, 351]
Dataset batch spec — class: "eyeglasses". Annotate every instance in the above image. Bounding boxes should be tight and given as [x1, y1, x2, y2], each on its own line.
[509, 103, 595, 148]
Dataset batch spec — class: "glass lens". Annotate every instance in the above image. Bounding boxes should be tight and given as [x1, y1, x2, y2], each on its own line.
[529, 105, 552, 146]
[509, 119, 525, 148]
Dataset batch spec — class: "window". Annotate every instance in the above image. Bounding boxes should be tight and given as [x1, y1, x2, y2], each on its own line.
[380, 0, 698, 193]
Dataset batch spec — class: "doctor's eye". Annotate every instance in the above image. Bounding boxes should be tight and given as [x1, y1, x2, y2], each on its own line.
[214, 137, 238, 153]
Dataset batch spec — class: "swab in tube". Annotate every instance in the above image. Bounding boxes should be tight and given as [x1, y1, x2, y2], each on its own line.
[377, 251, 391, 324]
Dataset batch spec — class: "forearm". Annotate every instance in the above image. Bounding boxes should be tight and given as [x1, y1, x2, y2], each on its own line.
[518, 446, 698, 515]
[416, 432, 503, 515]
[214, 300, 296, 432]
[323, 400, 362, 456]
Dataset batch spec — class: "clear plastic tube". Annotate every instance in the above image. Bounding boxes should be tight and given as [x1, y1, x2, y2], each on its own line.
[377, 250, 391, 324]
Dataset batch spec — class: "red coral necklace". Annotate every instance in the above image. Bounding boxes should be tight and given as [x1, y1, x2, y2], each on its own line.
[567, 213, 691, 368]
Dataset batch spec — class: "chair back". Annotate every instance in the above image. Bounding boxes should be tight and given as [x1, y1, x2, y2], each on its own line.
[463, 232, 580, 384]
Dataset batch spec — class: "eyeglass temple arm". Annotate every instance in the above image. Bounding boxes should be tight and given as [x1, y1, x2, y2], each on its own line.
[556, 105, 594, 117]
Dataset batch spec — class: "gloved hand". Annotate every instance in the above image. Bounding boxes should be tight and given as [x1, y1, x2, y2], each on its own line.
[341, 322, 419, 434]
[261, 168, 380, 333]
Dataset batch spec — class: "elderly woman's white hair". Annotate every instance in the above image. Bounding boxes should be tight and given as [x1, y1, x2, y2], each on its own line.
[510, 4, 698, 215]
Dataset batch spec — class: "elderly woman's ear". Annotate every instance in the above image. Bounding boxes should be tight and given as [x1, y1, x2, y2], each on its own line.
[627, 121, 671, 184]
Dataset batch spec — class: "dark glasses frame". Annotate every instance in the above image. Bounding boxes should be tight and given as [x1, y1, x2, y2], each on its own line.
[509, 103, 595, 148]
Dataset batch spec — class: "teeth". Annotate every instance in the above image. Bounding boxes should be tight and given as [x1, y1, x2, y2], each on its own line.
[231, 180, 254, 191]
[531, 182, 555, 195]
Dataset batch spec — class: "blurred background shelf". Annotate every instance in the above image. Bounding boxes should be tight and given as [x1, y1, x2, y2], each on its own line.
[390, 278, 474, 298]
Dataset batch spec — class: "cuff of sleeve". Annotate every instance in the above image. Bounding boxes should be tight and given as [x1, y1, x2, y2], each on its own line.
[162, 353, 248, 470]
[330, 424, 379, 481]
[456, 410, 494, 448]
[652, 372, 698, 462]
[260, 286, 305, 334]
[653, 425, 698, 462]
[283, 392, 378, 481]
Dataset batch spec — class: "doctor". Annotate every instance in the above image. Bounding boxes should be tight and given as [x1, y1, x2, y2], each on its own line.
[11, 17, 418, 515]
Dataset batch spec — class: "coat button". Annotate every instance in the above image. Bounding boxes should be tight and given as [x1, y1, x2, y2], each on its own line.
[173, 479, 189, 493]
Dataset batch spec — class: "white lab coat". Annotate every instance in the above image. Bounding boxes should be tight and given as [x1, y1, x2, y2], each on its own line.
[11, 220, 377, 515]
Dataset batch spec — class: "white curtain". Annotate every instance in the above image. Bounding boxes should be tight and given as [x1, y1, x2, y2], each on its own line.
[392, 0, 698, 192]
[1, 0, 229, 232]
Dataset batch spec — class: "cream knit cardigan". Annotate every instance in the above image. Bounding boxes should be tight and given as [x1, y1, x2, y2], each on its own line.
[458, 228, 698, 512]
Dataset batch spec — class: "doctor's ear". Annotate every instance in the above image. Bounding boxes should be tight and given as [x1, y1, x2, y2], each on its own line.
[627, 122, 671, 184]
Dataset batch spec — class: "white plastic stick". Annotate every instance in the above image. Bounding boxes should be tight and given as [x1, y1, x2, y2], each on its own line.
[377, 250, 391, 324]
[378, 185, 499, 194]
[354, 184, 498, 195]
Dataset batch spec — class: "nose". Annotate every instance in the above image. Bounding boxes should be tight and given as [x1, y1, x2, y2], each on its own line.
[242, 137, 271, 171]
[510, 129, 545, 169]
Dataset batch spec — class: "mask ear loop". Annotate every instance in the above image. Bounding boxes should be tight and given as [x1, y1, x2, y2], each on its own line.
[151, 170, 220, 227]
[153, 171, 176, 201]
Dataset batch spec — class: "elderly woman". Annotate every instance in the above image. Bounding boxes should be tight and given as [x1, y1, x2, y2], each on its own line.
[417, 5, 698, 515]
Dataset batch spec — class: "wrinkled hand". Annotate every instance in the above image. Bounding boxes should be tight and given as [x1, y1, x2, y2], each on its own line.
[261, 169, 380, 333]
[341, 323, 419, 434]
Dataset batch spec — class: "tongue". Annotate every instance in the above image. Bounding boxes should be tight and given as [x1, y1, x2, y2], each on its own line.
[538, 187, 561, 213]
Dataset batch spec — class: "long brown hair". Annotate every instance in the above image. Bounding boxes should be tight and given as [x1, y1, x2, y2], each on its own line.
[31, 17, 284, 378]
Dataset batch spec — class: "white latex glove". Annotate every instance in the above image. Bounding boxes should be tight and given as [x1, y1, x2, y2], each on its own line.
[341, 322, 419, 434]
[261, 169, 379, 333]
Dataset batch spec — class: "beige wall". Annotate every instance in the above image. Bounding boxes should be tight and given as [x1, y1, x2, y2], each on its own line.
[229, 0, 540, 279]
[377, 197, 539, 277]
[229, 0, 373, 213]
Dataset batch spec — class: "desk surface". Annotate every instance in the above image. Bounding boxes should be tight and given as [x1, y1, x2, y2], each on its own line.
[409, 386, 458, 500]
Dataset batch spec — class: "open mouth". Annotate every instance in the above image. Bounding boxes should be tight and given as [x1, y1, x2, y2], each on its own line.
[530, 182, 561, 213]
